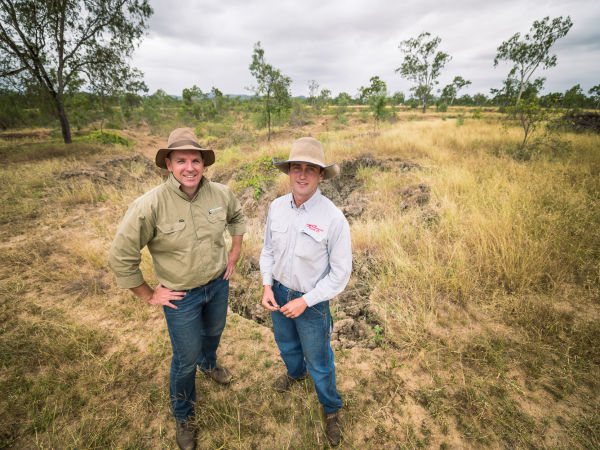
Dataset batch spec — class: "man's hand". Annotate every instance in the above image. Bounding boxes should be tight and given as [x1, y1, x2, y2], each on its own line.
[148, 284, 186, 309]
[280, 297, 308, 319]
[130, 282, 185, 309]
[261, 285, 280, 311]
[224, 235, 243, 280]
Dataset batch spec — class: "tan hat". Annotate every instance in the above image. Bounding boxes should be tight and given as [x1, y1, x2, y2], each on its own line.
[273, 137, 340, 180]
[155, 128, 215, 169]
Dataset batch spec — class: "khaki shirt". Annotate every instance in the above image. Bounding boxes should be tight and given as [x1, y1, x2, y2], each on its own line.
[108, 173, 246, 290]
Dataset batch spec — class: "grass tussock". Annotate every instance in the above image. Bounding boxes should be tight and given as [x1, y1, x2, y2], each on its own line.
[1, 115, 599, 447]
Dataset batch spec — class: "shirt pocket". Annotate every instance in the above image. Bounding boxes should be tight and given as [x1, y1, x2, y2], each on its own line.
[155, 221, 187, 251]
[207, 208, 226, 223]
[295, 227, 328, 262]
[270, 220, 288, 257]
[206, 208, 227, 247]
[157, 221, 186, 234]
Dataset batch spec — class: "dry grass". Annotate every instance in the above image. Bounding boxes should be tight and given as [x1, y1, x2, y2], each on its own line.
[1, 112, 599, 448]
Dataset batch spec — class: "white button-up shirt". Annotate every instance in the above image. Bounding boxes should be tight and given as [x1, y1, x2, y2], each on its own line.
[260, 188, 352, 307]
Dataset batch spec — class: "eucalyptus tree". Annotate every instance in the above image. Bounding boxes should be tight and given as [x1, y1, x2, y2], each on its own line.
[249, 41, 291, 141]
[0, 0, 152, 143]
[562, 84, 585, 109]
[396, 32, 451, 113]
[308, 79, 319, 105]
[359, 76, 388, 132]
[590, 84, 600, 110]
[441, 76, 471, 105]
[494, 16, 572, 104]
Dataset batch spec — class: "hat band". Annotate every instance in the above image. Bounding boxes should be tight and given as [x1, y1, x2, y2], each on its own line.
[168, 139, 202, 149]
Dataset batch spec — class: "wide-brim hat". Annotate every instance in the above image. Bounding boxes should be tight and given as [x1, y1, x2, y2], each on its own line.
[273, 137, 340, 180]
[155, 128, 215, 169]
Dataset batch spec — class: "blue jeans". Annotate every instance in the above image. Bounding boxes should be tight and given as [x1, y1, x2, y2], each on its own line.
[270, 280, 342, 414]
[163, 272, 229, 422]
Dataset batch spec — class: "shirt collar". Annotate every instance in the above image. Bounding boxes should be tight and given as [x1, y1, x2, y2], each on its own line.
[290, 188, 322, 212]
[166, 173, 207, 201]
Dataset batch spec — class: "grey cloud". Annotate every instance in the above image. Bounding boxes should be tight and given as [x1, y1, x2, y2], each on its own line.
[133, 0, 600, 96]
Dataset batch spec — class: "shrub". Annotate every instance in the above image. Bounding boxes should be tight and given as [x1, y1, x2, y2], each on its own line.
[80, 130, 131, 146]
[437, 102, 448, 112]
[407, 99, 419, 109]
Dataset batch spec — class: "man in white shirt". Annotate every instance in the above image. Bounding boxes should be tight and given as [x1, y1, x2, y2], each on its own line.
[260, 137, 352, 446]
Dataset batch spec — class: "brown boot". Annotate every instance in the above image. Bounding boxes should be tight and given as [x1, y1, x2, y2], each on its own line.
[202, 363, 232, 385]
[175, 419, 197, 450]
[324, 410, 342, 446]
[272, 372, 307, 393]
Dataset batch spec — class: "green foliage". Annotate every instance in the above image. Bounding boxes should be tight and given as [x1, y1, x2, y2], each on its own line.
[234, 155, 281, 199]
[407, 99, 419, 109]
[589, 84, 600, 110]
[505, 96, 551, 158]
[441, 76, 471, 105]
[372, 325, 384, 346]
[0, 0, 153, 143]
[80, 131, 132, 147]
[562, 84, 586, 110]
[437, 102, 448, 112]
[249, 42, 292, 141]
[391, 91, 405, 105]
[494, 16, 572, 104]
[179, 85, 225, 122]
[334, 92, 353, 106]
[396, 32, 452, 113]
[359, 76, 389, 131]
[473, 93, 488, 106]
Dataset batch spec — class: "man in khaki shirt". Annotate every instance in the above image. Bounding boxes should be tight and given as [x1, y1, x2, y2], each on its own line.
[108, 128, 245, 450]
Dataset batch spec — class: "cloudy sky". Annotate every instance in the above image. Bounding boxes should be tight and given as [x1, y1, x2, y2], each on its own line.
[132, 0, 600, 98]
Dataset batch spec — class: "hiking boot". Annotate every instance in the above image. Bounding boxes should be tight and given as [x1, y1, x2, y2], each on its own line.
[272, 372, 307, 393]
[175, 420, 197, 450]
[201, 363, 232, 385]
[324, 410, 342, 446]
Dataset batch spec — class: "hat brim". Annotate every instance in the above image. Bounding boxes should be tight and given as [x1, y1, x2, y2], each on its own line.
[155, 146, 215, 169]
[273, 158, 340, 180]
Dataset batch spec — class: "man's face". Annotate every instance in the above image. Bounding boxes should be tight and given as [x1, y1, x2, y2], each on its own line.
[289, 162, 323, 203]
[165, 150, 204, 195]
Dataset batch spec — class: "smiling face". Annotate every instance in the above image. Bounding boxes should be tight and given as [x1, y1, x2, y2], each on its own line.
[289, 162, 324, 207]
[165, 150, 204, 199]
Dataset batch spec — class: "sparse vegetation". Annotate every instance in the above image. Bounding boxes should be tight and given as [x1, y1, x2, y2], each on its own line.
[0, 107, 599, 448]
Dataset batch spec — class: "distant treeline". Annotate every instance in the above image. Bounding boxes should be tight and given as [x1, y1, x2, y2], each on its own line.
[1, 83, 597, 132]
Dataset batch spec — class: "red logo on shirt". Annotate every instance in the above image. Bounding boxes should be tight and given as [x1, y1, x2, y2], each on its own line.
[306, 224, 323, 233]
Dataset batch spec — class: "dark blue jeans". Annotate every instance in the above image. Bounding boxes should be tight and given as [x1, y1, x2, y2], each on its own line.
[163, 272, 228, 422]
[270, 280, 342, 414]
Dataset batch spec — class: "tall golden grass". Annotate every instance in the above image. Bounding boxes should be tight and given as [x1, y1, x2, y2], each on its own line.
[1, 112, 598, 448]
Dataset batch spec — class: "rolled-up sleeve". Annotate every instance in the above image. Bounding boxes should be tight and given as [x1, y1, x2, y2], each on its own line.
[226, 189, 246, 236]
[108, 203, 155, 289]
[302, 215, 352, 307]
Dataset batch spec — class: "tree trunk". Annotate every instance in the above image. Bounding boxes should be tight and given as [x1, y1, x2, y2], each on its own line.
[516, 77, 525, 105]
[55, 96, 72, 144]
